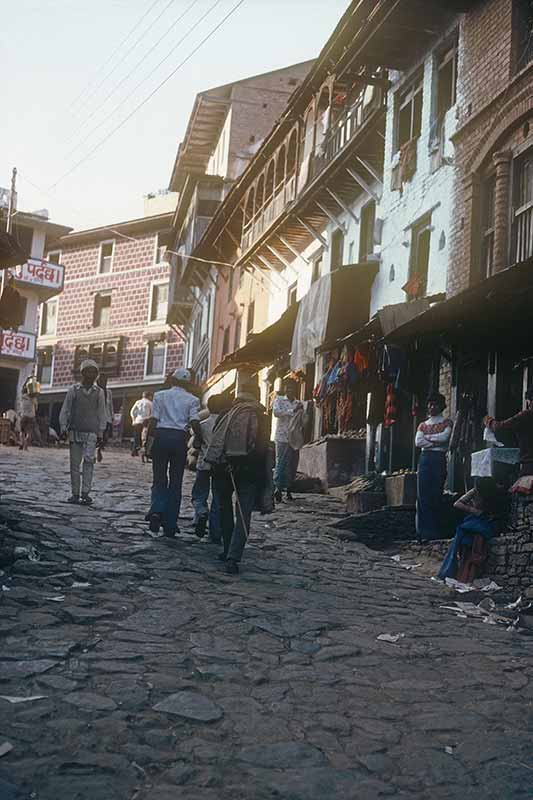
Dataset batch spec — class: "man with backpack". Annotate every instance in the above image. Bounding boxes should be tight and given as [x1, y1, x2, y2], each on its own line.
[206, 378, 271, 575]
[59, 359, 107, 505]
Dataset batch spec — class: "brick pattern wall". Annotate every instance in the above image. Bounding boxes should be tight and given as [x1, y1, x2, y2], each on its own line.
[44, 227, 183, 390]
[448, 0, 533, 295]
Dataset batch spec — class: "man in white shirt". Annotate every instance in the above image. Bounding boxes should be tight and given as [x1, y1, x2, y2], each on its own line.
[130, 391, 153, 455]
[147, 368, 200, 537]
[272, 379, 302, 502]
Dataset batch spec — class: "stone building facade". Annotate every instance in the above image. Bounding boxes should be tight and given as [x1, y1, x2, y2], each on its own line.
[37, 209, 184, 436]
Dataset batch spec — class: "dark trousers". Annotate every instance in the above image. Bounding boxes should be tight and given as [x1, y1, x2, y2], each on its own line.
[150, 428, 187, 534]
[416, 450, 447, 540]
[274, 442, 299, 490]
[212, 469, 256, 562]
[191, 469, 221, 542]
[132, 423, 143, 453]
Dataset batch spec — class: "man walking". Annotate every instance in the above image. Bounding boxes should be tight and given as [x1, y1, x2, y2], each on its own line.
[272, 378, 302, 502]
[59, 359, 107, 505]
[130, 391, 153, 456]
[207, 379, 270, 575]
[147, 368, 200, 537]
[18, 381, 39, 452]
[191, 394, 228, 541]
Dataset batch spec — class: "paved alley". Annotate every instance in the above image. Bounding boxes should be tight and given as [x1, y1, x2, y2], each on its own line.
[0, 447, 532, 800]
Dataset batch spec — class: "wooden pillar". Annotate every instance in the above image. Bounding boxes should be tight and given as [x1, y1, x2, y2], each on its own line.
[492, 149, 513, 274]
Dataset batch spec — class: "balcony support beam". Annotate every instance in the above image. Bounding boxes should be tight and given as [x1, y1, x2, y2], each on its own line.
[255, 253, 289, 285]
[248, 261, 287, 293]
[326, 187, 360, 225]
[266, 243, 297, 275]
[295, 216, 329, 249]
[315, 201, 347, 233]
[346, 166, 380, 203]
[277, 235, 310, 264]
[354, 156, 383, 192]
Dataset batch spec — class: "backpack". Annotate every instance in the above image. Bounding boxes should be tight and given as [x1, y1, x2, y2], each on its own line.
[205, 401, 263, 466]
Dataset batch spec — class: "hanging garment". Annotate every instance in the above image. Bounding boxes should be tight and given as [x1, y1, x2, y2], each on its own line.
[290, 274, 332, 371]
[0, 283, 26, 329]
[384, 384, 398, 428]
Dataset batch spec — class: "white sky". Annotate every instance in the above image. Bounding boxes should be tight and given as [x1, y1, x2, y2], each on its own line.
[2, 0, 348, 232]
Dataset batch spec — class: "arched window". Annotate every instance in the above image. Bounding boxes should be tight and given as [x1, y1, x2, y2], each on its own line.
[315, 85, 331, 155]
[275, 144, 286, 189]
[265, 160, 275, 204]
[286, 129, 297, 177]
[244, 187, 255, 227]
[255, 173, 265, 215]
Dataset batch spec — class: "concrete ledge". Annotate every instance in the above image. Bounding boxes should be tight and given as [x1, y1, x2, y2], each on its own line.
[298, 438, 366, 489]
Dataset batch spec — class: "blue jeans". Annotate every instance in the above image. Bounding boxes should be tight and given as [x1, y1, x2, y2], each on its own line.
[150, 428, 187, 534]
[416, 450, 447, 541]
[192, 469, 221, 542]
[212, 468, 256, 562]
[274, 442, 299, 490]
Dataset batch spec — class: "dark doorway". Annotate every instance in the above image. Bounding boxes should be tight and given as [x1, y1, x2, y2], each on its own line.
[0, 368, 19, 413]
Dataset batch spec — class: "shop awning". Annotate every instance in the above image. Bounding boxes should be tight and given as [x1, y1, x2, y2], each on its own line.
[320, 295, 442, 351]
[213, 261, 378, 374]
[214, 302, 299, 374]
[384, 258, 533, 345]
[0, 233, 28, 270]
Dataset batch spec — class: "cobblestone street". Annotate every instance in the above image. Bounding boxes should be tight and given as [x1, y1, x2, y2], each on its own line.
[0, 447, 532, 800]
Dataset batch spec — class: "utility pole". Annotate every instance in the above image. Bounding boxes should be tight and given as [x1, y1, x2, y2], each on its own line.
[6, 167, 17, 234]
[1, 167, 18, 301]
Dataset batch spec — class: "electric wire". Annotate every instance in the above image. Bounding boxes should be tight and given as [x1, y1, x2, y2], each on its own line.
[63, 0, 224, 161]
[49, 0, 246, 191]
[71, 0, 178, 121]
[66, 0, 203, 156]
[68, 0, 164, 112]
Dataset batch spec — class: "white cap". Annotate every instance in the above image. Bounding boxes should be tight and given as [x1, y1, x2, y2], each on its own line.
[80, 359, 99, 373]
[173, 367, 191, 382]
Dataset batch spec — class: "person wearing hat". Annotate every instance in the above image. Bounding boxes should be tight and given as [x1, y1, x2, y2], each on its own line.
[59, 359, 107, 505]
[147, 367, 201, 537]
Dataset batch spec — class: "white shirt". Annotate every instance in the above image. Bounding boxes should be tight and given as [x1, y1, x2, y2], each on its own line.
[415, 415, 453, 453]
[130, 397, 153, 425]
[152, 387, 200, 431]
[272, 395, 300, 443]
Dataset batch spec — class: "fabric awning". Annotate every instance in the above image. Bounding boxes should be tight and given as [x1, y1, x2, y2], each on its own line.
[320, 295, 441, 351]
[213, 302, 299, 374]
[0, 233, 28, 270]
[384, 258, 533, 345]
[213, 261, 378, 374]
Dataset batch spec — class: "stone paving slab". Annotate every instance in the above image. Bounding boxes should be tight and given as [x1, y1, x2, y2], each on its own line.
[0, 447, 532, 799]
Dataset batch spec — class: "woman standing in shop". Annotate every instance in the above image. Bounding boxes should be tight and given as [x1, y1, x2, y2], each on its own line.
[415, 393, 453, 541]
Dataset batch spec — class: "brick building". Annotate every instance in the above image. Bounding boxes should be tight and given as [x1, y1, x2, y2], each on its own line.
[37, 201, 184, 437]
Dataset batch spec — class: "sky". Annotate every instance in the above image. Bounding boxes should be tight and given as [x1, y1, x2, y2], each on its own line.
[2, 0, 348, 232]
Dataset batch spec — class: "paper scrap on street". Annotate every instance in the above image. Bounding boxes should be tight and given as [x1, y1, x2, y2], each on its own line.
[0, 695, 47, 704]
[377, 633, 405, 643]
[0, 742, 13, 758]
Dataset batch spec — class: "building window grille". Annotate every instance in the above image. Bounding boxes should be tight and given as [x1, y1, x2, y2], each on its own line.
[513, 0, 533, 73]
[146, 341, 165, 376]
[513, 150, 533, 263]
[93, 292, 111, 328]
[436, 41, 458, 120]
[397, 71, 423, 151]
[150, 282, 169, 322]
[40, 298, 58, 336]
[37, 347, 53, 385]
[359, 201, 376, 262]
[99, 241, 114, 274]
[330, 229, 344, 271]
